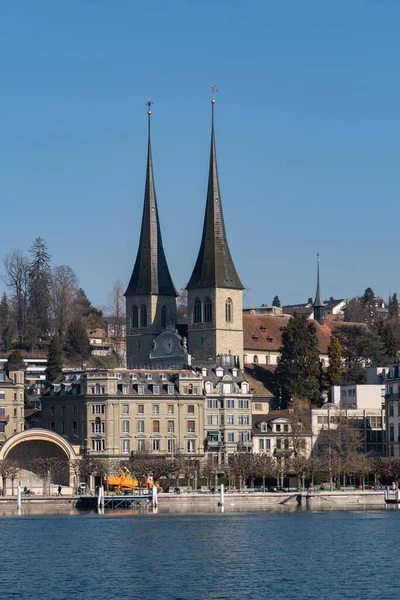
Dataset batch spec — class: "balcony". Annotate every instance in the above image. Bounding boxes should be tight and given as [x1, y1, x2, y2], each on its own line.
[237, 441, 253, 450]
[385, 393, 400, 400]
[0, 415, 9, 423]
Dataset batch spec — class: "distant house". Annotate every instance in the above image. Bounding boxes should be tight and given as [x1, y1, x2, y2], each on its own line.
[242, 314, 331, 367]
[103, 316, 127, 339]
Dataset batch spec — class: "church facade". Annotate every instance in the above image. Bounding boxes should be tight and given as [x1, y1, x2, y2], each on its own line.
[125, 99, 244, 370]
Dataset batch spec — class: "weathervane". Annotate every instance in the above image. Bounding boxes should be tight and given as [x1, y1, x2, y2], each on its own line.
[211, 85, 218, 104]
[317, 252, 320, 263]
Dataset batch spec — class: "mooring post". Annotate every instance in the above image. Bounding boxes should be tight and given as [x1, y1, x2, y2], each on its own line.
[152, 483, 158, 508]
[17, 485, 22, 509]
[219, 483, 224, 507]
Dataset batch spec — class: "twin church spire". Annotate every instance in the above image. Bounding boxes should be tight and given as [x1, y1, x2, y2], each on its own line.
[125, 101, 177, 298]
[126, 95, 242, 300]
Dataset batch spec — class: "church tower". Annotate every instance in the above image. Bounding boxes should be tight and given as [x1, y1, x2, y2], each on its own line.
[313, 255, 325, 326]
[125, 102, 178, 368]
[186, 94, 244, 366]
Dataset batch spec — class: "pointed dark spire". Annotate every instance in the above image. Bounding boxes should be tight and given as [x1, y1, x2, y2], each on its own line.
[186, 95, 243, 290]
[125, 102, 177, 297]
[313, 255, 325, 325]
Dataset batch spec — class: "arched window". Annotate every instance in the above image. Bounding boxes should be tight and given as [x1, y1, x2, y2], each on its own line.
[253, 355, 258, 364]
[132, 305, 138, 328]
[194, 298, 202, 323]
[161, 305, 168, 328]
[390, 424, 394, 442]
[204, 297, 212, 322]
[140, 304, 147, 328]
[95, 383, 101, 394]
[225, 298, 233, 322]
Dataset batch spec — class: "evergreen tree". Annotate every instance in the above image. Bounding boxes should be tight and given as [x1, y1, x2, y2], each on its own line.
[376, 320, 397, 363]
[275, 313, 322, 408]
[335, 324, 388, 384]
[27, 237, 51, 345]
[6, 350, 25, 369]
[361, 287, 376, 326]
[0, 294, 13, 351]
[327, 336, 343, 388]
[272, 295, 281, 308]
[389, 293, 399, 319]
[45, 337, 64, 386]
[64, 316, 92, 361]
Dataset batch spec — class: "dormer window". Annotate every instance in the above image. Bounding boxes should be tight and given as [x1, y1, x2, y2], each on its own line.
[215, 367, 223, 377]
[242, 382, 249, 393]
[205, 382, 212, 394]
[137, 385, 144, 394]
[131, 373, 137, 380]
[167, 385, 174, 394]
[160, 374, 167, 381]
[202, 368, 208, 377]
[145, 374, 152, 381]
[122, 384, 129, 394]
[152, 385, 160, 394]
[232, 368, 238, 377]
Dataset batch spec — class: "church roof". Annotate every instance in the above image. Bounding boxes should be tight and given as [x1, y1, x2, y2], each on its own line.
[125, 110, 177, 297]
[186, 103, 243, 291]
[243, 314, 331, 354]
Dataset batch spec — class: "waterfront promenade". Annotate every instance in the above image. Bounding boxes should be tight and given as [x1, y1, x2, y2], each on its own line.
[0, 489, 386, 512]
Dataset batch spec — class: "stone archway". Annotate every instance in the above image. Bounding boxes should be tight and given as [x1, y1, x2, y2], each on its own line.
[0, 429, 80, 494]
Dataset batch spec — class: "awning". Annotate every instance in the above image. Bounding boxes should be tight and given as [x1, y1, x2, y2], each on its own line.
[207, 431, 219, 436]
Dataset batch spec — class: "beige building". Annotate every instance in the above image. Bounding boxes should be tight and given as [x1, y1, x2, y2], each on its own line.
[0, 363, 25, 445]
[42, 369, 205, 458]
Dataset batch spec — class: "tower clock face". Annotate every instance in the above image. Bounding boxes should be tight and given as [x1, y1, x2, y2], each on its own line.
[162, 336, 175, 354]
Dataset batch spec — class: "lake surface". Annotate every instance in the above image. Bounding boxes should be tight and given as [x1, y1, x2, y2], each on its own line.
[2, 508, 399, 600]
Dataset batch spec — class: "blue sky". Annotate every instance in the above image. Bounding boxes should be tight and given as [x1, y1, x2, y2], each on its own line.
[1, 0, 400, 309]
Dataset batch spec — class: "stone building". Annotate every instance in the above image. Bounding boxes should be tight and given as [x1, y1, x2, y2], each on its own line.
[0, 362, 25, 445]
[42, 369, 204, 458]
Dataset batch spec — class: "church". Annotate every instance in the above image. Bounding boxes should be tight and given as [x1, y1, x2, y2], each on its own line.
[125, 98, 244, 370]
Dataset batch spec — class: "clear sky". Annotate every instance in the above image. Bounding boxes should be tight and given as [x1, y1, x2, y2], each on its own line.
[1, 0, 400, 309]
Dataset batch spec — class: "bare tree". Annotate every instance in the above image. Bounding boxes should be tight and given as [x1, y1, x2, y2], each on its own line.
[229, 454, 256, 489]
[254, 454, 274, 491]
[105, 279, 126, 338]
[3, 250, 30, 345]
[177, 287, 188, 319]
[33, 457, 66, 495]
[0, 459, 21, 496]
[50, 265, 79, 335]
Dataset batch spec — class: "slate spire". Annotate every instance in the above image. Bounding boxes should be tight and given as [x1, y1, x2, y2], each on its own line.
[186, 97, 243, 290]
[125, 101, 177, 297]
[313, 255, 325, 325]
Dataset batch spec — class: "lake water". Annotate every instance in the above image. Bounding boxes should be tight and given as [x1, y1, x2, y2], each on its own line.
[2, 507, 399, 600]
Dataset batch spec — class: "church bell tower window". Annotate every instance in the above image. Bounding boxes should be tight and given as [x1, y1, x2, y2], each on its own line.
[225, 298, 233, 322]
[132, 305, 138, 328]
[161, 305, 168, 328]
[140, 305, 148, 328]
[194, 298, 202, 323]
[204, 297, 212, 323]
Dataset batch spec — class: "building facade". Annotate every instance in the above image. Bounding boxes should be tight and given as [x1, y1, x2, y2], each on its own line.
[0, 364, 25, 445]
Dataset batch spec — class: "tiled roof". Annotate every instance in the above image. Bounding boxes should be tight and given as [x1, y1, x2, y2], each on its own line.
[243, 314, 331, 353]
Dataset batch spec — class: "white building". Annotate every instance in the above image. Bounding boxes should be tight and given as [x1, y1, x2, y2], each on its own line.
[331, 384, 385, 410]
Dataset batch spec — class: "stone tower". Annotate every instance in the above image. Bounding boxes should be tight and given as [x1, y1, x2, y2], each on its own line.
[186, 98, 244, 366]
[125, 103, 178, 368]
[313, 256, 325, 326]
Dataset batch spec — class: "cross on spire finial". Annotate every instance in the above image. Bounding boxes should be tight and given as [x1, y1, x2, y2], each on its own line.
[317, 252, 320, 263]
[211, 85, 218, 104]
[146, 98, 154, 115]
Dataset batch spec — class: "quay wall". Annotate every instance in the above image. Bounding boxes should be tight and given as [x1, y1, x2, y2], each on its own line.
[0, 491, 386, 510]
[157, 491, 385, 508]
